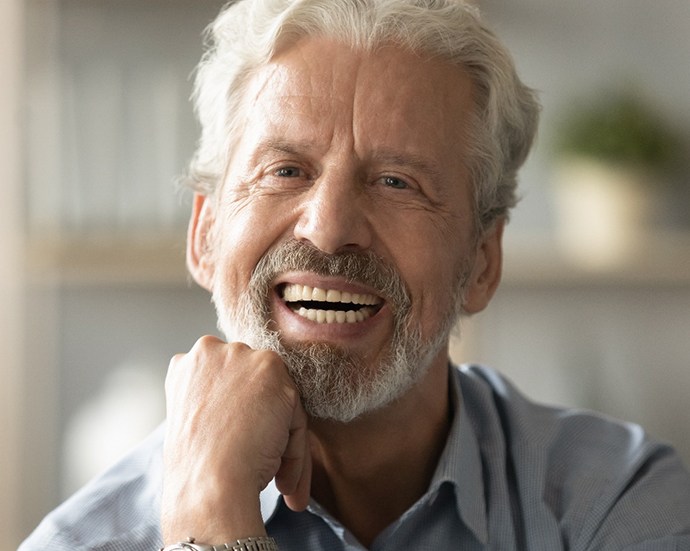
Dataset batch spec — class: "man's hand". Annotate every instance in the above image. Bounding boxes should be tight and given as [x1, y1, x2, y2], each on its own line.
[161, 336, 311, 544]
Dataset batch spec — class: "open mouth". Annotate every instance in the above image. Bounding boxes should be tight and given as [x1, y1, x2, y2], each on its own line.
[280, 283, 383, 324]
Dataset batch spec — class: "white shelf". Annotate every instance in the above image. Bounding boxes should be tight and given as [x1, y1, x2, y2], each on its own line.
[26, 233, 189, 286]
[25, 230, 690, 288]
[502, 231, 690, 287]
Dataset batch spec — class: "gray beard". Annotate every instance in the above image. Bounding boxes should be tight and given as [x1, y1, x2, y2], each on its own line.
[213, 240, 468, 422]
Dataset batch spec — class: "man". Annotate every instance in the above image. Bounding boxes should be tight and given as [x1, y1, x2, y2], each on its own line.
[21, 1, 690, 550]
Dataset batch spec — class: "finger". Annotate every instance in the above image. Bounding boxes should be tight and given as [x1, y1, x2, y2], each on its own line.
[286, 441, 312, 512]
[275, 400, 311, 510]
[281, 435, 312, 512]
[274, 401, 308, 492]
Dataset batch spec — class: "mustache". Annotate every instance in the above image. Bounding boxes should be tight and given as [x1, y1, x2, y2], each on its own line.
[248, 239, 411, 314]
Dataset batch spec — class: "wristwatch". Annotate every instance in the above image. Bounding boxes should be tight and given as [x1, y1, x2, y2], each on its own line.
[160, 537, 278, 551]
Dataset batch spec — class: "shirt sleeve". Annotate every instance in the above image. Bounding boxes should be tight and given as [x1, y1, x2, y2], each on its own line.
[583, 445, 690, 550]
[18, 425, 165, 551]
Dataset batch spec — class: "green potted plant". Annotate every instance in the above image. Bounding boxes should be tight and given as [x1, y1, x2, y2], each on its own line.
[556, 90, 681, 172]
[551, 89, 683, 268]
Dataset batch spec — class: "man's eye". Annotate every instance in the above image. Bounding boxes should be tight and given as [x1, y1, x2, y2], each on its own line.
[382, 176, 408, 189]
[275, 167, 302, 178]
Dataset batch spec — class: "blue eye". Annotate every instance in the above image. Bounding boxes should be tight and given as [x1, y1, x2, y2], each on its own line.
[275, 166, 302, 178]
[383, 176, 408, 189]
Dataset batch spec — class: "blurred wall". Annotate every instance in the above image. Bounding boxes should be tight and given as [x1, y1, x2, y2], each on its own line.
[18, 0, 226, 541]
[15, 0, 690, 545]
[479, 0, 690, 234]
[458, 0, 690, 459]
[1, 0, 26, 548]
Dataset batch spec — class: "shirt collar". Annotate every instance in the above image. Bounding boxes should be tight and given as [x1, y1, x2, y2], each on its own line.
[428, 363, 488, 544]
[259, 364, 488, 544]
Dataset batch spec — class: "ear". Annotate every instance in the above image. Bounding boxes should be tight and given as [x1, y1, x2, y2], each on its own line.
[186, 192, 216, 291]
[462, 218, 505, 315]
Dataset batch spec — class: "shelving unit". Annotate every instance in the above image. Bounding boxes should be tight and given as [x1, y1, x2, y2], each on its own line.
[17, 0, 226, 542]
[2, 0, 26, 548]
[24, 230, 690, 288]
[13, 0, 690, 546]
[26, 233, 189, 286]
[502, 231, 690, 287]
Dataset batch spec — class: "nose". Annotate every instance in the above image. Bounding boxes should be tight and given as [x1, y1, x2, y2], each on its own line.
[293, 170, 373, 254]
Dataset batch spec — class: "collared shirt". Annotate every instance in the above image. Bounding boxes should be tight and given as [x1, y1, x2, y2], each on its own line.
[20, 365, 690, 550]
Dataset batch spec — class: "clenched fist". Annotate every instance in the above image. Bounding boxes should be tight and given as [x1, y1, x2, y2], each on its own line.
[161, 336, 311, 544]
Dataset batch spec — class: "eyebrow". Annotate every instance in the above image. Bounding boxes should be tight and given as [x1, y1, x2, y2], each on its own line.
[369, 149, 444, 182]
[256, 140, 443, 177]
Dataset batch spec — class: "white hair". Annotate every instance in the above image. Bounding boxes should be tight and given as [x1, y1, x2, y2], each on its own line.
[188, 0, 540, 232]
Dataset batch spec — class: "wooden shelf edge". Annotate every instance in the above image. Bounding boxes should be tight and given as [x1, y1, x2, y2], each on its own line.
[24, 230, 690, 288]
[26, 234, 190, 286]
[502, 231, 690, 287]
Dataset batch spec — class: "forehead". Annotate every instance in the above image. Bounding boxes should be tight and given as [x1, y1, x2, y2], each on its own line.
[237, 37, 475, 164]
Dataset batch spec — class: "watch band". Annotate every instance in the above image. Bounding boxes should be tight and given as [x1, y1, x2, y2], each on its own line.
[161, 536, 278, 551]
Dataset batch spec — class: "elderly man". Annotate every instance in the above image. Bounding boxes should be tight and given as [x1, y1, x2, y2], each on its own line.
[21, 1, 690, 550]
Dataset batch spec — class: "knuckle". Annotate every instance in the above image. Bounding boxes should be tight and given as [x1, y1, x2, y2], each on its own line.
[280, 383, 300, 409]
[253, 348, 282, 365]
[165, 353, 185, 388]
[225, 341, 251, 357]
[168, 352, 185, 367]
[253, 351, 289, 384]
[192, 334, 224, 351]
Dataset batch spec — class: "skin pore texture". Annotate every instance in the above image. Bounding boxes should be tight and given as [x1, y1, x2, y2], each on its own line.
[165, 37, 504, 548]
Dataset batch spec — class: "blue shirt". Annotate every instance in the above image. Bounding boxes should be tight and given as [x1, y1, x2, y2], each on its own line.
[20, 365, 690, 550]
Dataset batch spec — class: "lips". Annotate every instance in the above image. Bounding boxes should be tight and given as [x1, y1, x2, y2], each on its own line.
[280, 283, 383, 324]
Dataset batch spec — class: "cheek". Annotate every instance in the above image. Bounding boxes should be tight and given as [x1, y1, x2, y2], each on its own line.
[386, 220, 472, 333]
[411, 260, 459, 323]
[214, 197, 295, 288]
[392, 241, 451, 306]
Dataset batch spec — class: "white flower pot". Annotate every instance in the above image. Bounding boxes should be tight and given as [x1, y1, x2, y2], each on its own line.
[553, 157, 659, 269]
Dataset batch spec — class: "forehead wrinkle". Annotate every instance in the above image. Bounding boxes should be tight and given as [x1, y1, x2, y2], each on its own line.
[256, 137, 322, 158]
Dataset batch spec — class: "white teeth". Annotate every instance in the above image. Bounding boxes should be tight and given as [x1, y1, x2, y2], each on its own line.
[326, 289, 340, 302]
[282, 283, 382, 324]
[296, 306, 374, 324]
[312, 287, 327, 301]
[282, 283, 381, 306]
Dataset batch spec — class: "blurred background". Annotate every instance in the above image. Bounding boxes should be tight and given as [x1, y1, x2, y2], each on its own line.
[2, 0, 690, 547]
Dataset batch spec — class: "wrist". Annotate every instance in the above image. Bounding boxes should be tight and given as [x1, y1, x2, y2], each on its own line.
[161, 477, 266, 544]
[160, 536, 278, 551]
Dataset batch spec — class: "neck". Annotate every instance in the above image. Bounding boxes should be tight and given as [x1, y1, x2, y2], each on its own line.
[308, 355, 452, 547]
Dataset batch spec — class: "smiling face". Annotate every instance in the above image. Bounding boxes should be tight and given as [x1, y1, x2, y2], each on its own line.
[188, 38, 504, 421]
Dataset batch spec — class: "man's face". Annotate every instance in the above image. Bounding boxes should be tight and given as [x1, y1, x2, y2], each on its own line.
[190, 38, 501, 420]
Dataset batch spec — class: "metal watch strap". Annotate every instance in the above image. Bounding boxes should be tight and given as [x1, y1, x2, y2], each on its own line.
[161, 536, 278, 551]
